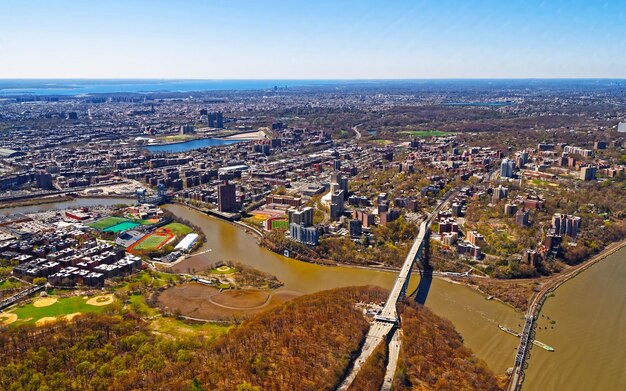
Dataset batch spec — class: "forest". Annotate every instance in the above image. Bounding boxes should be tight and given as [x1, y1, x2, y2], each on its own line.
[393, 302, 502, 391]
[0, 286, 503, 391]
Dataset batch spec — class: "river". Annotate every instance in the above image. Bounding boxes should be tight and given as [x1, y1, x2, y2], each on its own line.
[522, 247, 626, 391]
[164, 203, 521, 374]
[4, 198, 625, 385]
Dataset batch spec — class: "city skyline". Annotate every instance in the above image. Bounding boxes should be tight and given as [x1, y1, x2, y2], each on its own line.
[1, 0, 625, 79]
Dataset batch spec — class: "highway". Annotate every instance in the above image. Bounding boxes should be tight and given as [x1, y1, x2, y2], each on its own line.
[381, 328, 402, 391]
[337, 321, 394, 390]
[337, 191, 456, 391]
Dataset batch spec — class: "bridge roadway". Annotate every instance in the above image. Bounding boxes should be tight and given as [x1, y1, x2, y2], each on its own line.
[337, 220, 428, 390]
[374, 219, 429, 323]
[336, 192, 456, 391]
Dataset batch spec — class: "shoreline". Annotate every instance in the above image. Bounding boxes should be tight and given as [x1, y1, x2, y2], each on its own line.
[141, 130, 264, 148]
[7, 196, 626, 303]
[0, 195, 74, 209]
[505, 236, 626, 391]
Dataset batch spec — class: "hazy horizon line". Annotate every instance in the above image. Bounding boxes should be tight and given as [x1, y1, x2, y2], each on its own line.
[2, 77, 626, 81]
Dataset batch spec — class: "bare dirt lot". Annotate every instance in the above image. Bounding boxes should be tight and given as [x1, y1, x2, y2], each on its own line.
[157, 282, 299, 321]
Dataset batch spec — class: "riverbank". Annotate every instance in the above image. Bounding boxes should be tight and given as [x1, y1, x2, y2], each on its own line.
[506, 236, 626, 391]
[5, 197, 624, 312]
[530, 235, 626, 315]
[521, 245, 626, 391]
[0, 195, 74, 209]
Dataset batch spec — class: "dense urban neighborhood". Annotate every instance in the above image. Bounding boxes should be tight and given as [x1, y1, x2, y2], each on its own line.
[1, 79, 626, 391]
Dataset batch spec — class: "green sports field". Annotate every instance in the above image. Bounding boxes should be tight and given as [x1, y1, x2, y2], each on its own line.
[404, 130, 454, 137]
[271, 220, 289, 229]
[132, 233, 172, 252]
[104, 221, 141, 232]
[10, 296, 113, 325]
[89, 217, 128, 231]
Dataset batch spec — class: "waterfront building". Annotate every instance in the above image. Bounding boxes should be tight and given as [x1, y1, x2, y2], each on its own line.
[349, 219, 362, 237]
[289, 223, 319, 245]
[217, 180, 237, 212]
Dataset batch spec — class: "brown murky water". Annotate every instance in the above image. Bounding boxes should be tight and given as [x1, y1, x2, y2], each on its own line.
[4, 199, 525, 373]
[8, 199, 625, 385]
[522, 249, 626, 391]
[164, 204, 521, 373]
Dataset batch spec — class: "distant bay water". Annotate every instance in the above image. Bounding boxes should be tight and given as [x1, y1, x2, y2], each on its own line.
[0, 79, 340, 96]
[2, 79, 625, 97]
[143, 138, 243, 153]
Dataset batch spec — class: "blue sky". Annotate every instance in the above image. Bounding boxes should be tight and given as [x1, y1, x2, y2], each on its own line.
[0, 0, 624, 78]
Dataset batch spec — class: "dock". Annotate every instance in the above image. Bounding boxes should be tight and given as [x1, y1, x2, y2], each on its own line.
[498, 325, 555, 352]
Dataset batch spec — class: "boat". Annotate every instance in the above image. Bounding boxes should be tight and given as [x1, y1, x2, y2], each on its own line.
[532, 340, 555, 352]
[499, 324, 521, 337]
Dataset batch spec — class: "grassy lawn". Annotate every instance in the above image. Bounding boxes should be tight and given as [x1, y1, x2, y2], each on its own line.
[129, 293, 160, 317]
[10, 296, 114, 325]
[133, 233, 171, 251]
[149, 317, 231, 340]
[404, 130, 453, 137]
[90, 216, 128, 230]
[158, 134, 200, 142]
[162, 222, 192, 236]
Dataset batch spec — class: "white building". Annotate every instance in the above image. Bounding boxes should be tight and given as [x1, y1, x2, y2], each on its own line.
[175, 233, 199, 251]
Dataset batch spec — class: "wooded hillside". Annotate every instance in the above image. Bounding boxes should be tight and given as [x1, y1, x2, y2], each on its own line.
[393, 302, 501, 391]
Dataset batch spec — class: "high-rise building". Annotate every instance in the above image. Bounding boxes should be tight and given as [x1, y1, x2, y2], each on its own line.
[504, 203, 517, 216]
[552, 214, 581, 238]
[288, 207, 313, 227]
[289, 223, 319, 245]
[491, 185, 508, 203]
[466, 231, 485, 246]
[333, 159, 341, 171]
[580, 166, 596, 181]
[180, 124, 195, 134]
[500, 158, 515, 178]
[36, 172, 53, 189]
[330, 172, 348, 194]
[349, 219, 362, 237]
[208, 111, 224, 128]
[515, 210, 530, 227]
[353, 209, 375, 228]
[217, 181, 237, 212]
